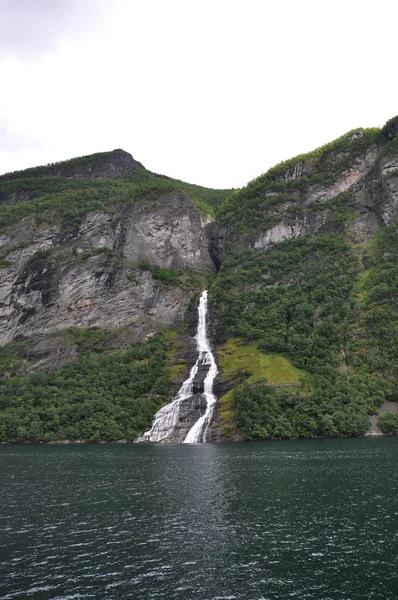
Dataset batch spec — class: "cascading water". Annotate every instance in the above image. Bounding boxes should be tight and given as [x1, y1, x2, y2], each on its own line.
[183, 291, 218, 443]
[134, 290, 218, 443]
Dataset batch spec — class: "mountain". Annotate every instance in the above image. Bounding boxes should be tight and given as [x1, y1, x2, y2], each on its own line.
[0, 117, 397, 442]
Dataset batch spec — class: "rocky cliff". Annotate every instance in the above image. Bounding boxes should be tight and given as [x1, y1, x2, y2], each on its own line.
[0, 193, 214, 343]
[218, 127, 398, 252]
[0, 150, 217, 376]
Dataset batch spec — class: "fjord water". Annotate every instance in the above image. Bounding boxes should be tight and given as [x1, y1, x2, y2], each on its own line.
[1, 439, 398, 600]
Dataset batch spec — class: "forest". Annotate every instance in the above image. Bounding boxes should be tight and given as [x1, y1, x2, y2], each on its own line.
[0, 332, 176, 443]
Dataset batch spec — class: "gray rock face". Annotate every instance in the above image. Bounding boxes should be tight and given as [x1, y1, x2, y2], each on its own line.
[251, 145, 397, 250]
[0, 190, 30, 206]
[145, 392, 208, 444]
[253, 211, 329, 249]
[380, 154, 398, 224]
[122, 192, 214, 272]
[269, 157, 317, 183]
[303, 146, 378, 206]
[345, 213, 379, 244]
[169, 394, 208, 442]
[2, 137, 398, 440]
[0, 192, 215, 358]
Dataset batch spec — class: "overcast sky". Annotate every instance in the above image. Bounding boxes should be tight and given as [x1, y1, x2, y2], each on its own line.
[0, 0, 397, 189]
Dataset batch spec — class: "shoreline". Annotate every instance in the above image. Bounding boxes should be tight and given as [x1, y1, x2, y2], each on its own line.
[1, 432, 397, 446]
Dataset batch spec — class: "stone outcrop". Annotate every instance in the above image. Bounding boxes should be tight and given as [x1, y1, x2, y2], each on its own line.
[379, 154, 398, 224]
[121, 192, 214, 271]
[303, 145, 378, 205]
[250, 144, 397, 250]
[0, 191, 215, 370]
[268, 156, 317, 183]
[253, 211, 329, 249]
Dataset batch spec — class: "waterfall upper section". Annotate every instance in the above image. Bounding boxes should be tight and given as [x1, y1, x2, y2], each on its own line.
[135, 290, 218, 443]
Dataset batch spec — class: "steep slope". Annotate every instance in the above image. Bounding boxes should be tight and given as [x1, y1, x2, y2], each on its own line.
[211, 117, 398, 439]
[0, 150, 232, 357]
[0, 191, 213, 350]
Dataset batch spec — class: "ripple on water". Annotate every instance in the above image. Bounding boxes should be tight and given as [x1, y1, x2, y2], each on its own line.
[0, 438, 398, 600]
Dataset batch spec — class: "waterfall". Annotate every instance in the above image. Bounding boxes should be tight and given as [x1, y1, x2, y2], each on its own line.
[183, 291, 218, 443]
[134, 290, 218, 443]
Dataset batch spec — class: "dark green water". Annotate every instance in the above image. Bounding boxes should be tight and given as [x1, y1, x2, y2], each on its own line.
[0, 438, 397, 600]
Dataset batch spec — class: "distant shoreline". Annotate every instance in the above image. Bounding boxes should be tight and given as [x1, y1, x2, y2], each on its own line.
[2, 433, 397, 446]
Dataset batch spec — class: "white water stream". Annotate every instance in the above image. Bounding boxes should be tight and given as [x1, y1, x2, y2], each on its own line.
[135, 290, 218, 443]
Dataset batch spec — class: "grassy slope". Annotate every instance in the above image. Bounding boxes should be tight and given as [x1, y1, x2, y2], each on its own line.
[216, 338, 308, 437]
[218, 338, 305, 385]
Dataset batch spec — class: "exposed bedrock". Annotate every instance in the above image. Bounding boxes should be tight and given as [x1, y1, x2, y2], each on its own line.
[245, 145, 398, 251]
[0, 191, 215, 371]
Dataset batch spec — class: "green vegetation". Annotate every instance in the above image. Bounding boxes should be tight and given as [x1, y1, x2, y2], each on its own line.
[380, 115, 398, 154]
[0, 341, 28, 377]
[212, 234, 356, 361]
[0, 178, 139, 227]
[27, 247, 55, 263]
[92, 246, 116, 257]
[260, 128, 380, 183]
[209, 119, 398, 440]
[218, 338, 305, 385]
[135, 259, 205, 290]
[137, 259, 182, 287]
[0, 332, 177, 443]
[0, 156, 231, 228]
[216, 338, 307, 437]
[211, 231, 392, 439]
[347, 225, 398, 392]
[377, 411, 398, 434]
[0, 150, 133, 181]
[0, 255, 12, 268]
[219, 128, 379, 236]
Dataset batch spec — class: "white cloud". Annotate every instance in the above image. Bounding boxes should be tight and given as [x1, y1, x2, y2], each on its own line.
[0, 0, 397, 188]
[0, 0, 107, 59]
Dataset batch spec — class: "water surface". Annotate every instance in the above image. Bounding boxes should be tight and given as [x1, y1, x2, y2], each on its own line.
[1, 438, 397, 599]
